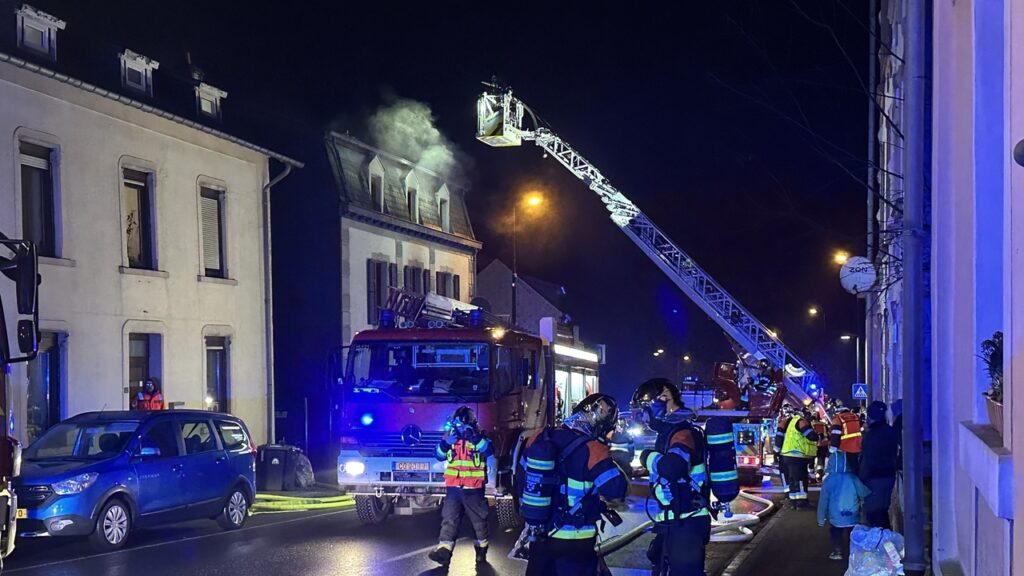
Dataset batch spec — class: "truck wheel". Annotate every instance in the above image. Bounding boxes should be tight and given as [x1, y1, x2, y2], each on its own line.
[495, 497, 523, 532]
[355, 495, 391, 524]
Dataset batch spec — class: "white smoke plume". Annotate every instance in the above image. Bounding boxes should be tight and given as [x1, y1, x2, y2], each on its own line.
[367, 98, 471, 184]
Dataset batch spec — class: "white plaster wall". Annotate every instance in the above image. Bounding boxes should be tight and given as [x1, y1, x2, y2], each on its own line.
[1008, 0, 1024, 570]
[340, 218, 474, 346]
[0, 60, 270, 444]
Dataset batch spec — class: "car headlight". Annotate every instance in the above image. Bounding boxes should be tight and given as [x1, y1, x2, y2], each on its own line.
[52, 473, 99, 495]
[343, 461, 365, 476]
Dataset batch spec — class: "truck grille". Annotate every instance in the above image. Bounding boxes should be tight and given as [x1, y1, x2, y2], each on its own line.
[355, 431, 445, 458]
[18, 485, 53, 509]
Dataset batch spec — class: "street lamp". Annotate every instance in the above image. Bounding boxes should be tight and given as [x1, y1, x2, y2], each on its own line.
[808, 306, 827, 333]
[840, 334, 862, 384]
[683, 355, 691, 362]
[511, 192, 544, 326]
[808, 307, 819, 317]
[833, 250, 850, 265]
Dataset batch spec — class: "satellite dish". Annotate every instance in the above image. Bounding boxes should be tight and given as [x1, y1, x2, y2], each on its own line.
[839, 256, 878, 295]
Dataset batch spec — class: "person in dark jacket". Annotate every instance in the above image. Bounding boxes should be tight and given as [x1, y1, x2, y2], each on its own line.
[859, 400, 899, 529]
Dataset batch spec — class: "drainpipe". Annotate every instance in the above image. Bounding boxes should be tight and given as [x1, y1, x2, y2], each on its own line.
[262, 163, 294, 445]
[901, 0, 926, 571]
[865, 0, 878, 399]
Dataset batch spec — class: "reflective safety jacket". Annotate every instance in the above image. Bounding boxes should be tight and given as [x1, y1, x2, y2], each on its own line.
[523, 427, 628, 540]
[435, 434, 493, 489]
[830, 412, 863, 454]
[137, 391, 164, 411]
[643, 425, 710, 522]
[777, 416, 818, 459]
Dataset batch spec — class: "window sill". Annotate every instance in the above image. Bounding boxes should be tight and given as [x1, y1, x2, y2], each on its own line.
[39, 256, 76, 268]
[119, 266, 169, 279]
[958, 421, 1014, 519]
[197, 275, 238, 286]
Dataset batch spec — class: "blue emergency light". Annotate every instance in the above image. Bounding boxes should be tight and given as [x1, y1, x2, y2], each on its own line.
[379, 310, 397, 329]
[360, 413, 374, 426]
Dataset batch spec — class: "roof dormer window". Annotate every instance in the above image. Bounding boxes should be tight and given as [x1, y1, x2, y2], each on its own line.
[119, 49, 159, 96]
[196, 83, 227, 120]
[405, 172, 420, 224]
[16, 5, 65, 60]
[368, 156, 385, 213]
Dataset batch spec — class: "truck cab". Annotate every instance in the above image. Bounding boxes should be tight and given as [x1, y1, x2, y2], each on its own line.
[334, 319, 552, 527]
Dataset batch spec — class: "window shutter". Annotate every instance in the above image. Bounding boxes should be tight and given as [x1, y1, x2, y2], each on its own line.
[423, 269, 431, 294]
[453, 275, 461, 301]
[404, 266, 411, 290]
[200, 193, 222, 274]
[388, 263, 398, 289]
[435, 272, 444, 297]
[367, 259, 377, 323]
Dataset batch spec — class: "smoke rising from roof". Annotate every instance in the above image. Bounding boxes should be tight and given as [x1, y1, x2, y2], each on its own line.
[367, 97, 471, 184]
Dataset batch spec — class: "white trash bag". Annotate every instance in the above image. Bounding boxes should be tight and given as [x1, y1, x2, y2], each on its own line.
[845, 525, 905, 576]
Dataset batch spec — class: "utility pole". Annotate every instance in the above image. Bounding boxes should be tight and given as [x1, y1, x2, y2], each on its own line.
[901, 0, 927, 572]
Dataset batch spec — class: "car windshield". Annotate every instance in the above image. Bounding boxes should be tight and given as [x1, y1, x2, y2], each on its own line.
[346, 341, 501, 402]
[25, 421, 139, 461]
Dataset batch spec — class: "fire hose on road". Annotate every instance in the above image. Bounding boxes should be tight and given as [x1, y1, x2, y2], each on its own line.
[251, 493, 355, 514]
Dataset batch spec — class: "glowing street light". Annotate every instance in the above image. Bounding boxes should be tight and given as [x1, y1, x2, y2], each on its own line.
[833, 250, 850, 265]
[683, 355, 691, 362]
[840, 334, 853, 341]
[657, 349, 665, 354]
[808, 306, 819, 317]
[525, 193, 544, 207]
[511, 192, 546, 325]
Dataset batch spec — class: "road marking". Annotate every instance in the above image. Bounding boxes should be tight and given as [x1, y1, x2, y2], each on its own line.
[381, 537, 471, 564]
[719, 504, 785, 576]
[7, 508, 355, 573]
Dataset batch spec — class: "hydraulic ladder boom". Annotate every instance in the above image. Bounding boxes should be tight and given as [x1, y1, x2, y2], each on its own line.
[476, 85, 818, 406]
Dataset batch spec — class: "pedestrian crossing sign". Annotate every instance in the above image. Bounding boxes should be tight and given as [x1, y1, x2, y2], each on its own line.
[852, 383, 868, 400]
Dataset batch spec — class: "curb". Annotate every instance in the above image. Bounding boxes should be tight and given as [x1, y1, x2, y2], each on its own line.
[718, 503, 787, 576]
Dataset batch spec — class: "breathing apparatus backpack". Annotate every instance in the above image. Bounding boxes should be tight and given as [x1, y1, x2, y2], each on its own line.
[650, 416, 739, 519]
[519, 427, 591, 528]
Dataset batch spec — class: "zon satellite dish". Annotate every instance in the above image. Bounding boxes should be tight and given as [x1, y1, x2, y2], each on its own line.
[839, 256, 878, 295]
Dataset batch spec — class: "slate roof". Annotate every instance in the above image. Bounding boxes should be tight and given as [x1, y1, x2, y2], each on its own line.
[325, 132, 478, 246]
[0, 1, 301, 167]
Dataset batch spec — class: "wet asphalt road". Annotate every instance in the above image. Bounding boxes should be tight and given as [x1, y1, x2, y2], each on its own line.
[5, 508, 524, 576]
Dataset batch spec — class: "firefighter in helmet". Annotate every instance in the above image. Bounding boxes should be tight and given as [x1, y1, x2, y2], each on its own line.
[428, 406, 493, 567]
[520, 393, 628, 576]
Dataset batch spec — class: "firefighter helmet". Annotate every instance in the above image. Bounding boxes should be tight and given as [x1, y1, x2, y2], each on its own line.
[569, 393, 619, 438]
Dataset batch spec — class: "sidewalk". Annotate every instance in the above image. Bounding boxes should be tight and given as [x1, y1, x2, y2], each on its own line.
[725, 493, 848, 576]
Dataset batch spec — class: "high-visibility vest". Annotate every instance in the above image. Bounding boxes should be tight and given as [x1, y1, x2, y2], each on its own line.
[781, 418, 817, 459]
[137, 392, 164, 411]
[835, 412, 862, 453]
[812, 421, 828, 448]
[442, 437, 490, 489]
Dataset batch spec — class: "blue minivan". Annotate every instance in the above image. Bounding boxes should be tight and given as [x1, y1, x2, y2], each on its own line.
[15, 410, 256, 550]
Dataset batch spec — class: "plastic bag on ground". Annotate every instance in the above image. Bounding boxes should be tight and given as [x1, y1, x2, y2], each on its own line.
[846, 525, 905, 576]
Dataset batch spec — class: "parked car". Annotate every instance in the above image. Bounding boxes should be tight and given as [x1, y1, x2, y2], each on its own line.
[14, 410, 256, 550]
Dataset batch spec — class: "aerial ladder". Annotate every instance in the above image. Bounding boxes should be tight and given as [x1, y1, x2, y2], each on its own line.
[476, 84, 820, 411]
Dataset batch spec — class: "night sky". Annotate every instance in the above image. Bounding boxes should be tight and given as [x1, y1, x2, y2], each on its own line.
[38, 1, 869, 404]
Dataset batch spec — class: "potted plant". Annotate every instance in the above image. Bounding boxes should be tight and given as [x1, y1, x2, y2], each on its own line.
[980, 331, 1004, 435]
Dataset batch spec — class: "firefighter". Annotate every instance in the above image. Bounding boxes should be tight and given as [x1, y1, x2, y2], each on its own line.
[607, 416, 635, 474]
[774, 405, 819, 508]
[522, 393, 628, 576]
[811, 413, 830, 480]
[428, 406, 493, 567]
[829, 403, 863, 473]
[136, 377, 164, 411]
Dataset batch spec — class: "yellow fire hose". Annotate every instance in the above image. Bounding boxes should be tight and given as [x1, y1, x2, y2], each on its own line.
[251, 493, 355, 514]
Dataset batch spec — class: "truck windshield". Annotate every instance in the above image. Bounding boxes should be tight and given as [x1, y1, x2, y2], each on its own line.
[347, 341, 494, 401]
[25, 421, 139, 461]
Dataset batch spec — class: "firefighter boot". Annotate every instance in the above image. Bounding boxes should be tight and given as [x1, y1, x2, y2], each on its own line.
[428, 546, 452, 567]
[475, 545, 488, 563]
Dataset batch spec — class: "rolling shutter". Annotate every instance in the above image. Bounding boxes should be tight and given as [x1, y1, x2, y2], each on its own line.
[200, 190, 223, 275]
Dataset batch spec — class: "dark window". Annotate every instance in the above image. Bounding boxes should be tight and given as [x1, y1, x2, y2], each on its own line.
[25, 332, 63, 444]
[141, 421, 179, 458]
[123, 168, 155, 270]
[216, 420, 251, 452]
[205, 336, 229, 412]
[422, 269, 431, 294]
[407, 188, 418, 223]
[453, 275, 461, 301]
[200, 187, 225, 278]
[436, 272, 456, 298]
[19, 142, 57, 258]
[180, 420, 218, 455]
[370, 174, 384, 212]
[367, 259, 390, 324]
[128, 333, 162, 408]
[404, 266, 424, 295]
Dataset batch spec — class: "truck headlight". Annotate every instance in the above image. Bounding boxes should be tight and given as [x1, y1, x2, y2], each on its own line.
[52, 472, 99, 495]
[343, 461, 365, 476]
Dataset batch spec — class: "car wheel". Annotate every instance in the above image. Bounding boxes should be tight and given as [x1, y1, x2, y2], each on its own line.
[90, 499, 131, 550]
[217, 488, 249, 531]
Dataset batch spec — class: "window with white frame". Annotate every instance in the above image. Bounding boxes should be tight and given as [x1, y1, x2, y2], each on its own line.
[122, 168, 156, 270]
[205, 336, 229, 412]
[196, 83, 227, 120]
[16, 5, 65, 59]
[19, 141, 58, 257]
[120, 49, 159, 96]
[199, 187, 226, 278]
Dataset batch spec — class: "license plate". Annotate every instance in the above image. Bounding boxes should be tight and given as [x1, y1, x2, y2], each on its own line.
[394, 461, 429, 472]
[15, 509, 26, 519]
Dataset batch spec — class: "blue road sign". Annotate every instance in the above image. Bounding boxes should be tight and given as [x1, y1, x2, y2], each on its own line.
[852, 383, 868, 400]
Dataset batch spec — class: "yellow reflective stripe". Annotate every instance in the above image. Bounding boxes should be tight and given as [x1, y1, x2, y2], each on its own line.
[566, 478, 594, 491]
[521, 494, 551, 507]
[841, 432, 862, 439]
[706, 433, 733, 444]
[656, 508, 709, 521]
[710, 470, 738, 482]
[551, 526, 597, 540]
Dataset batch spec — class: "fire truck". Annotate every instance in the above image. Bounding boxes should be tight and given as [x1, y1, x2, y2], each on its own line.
[334, 291, 555, 529]
[0, 234, 39, 569]
[476, 83, 828, 485]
